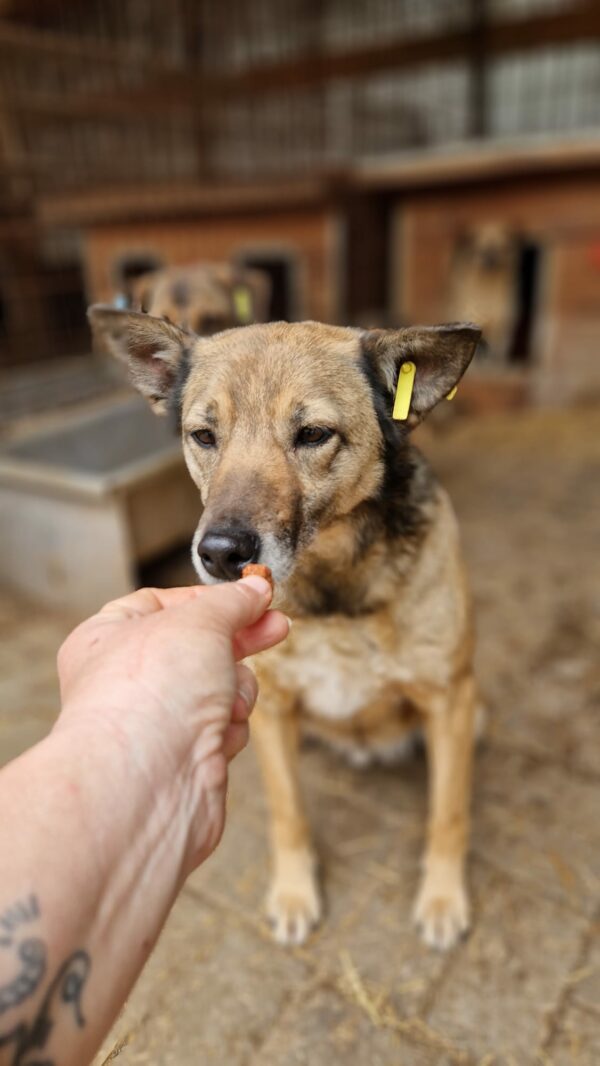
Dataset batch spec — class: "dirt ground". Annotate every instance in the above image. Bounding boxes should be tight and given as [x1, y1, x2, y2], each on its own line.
[1, 405, 599, 1065]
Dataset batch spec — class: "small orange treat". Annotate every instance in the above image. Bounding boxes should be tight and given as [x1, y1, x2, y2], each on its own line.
[241, 563, 274, 592]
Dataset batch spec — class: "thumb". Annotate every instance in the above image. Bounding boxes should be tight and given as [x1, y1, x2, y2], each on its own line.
[188, 575, 273, 637]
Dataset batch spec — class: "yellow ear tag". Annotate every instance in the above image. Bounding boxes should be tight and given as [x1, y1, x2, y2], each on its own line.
[446, 385, 458, 401]
[233, 286, 252, 324]
[392, 361, 416, 420]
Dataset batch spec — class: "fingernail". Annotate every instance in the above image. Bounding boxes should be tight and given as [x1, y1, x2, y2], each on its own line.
[285, 615, 293, 631]
[237, 682, 254, 710]
[239, 575, 271, 597]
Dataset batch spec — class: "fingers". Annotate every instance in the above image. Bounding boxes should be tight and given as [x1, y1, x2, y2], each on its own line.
[231, 663, 258, 722]
[186, 575, 274, 636]
[233, 611, 291, 661]
[223, 721, 250, 761]
[97, 585, 205, 621]
[97, 576, 282, 636]
[99, 576, 273, 630]
[212, 664, 255, 765]
[95, 578, 289, 664]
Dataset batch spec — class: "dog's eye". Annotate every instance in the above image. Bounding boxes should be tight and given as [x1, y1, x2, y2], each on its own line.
[191, 429, 216, 448]
[296, 426, 334, 448]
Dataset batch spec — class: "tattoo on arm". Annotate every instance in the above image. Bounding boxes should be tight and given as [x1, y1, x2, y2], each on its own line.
[0, 896, 91, 1066]
[0, 897, 45, 1016]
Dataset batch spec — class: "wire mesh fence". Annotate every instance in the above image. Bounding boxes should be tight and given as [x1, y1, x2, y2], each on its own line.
[0, 0, 598, 370]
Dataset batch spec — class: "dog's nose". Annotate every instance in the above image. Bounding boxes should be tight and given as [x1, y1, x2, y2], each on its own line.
[198, 528, 261, 581]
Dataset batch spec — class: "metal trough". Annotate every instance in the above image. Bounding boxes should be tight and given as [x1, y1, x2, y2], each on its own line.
[0, 398, 200, 614]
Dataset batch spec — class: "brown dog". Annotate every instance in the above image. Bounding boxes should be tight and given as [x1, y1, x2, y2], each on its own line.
[447, 223, 518, 364]
[127, 262, 270, 335]
[89, 307, 481, 950]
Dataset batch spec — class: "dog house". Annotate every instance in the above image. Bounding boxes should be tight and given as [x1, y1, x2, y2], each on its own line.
[36, 138, 600, 409]
[0, 397, 200, 613]
[357, 139, 600, 406]
[39, 178, 348, 326]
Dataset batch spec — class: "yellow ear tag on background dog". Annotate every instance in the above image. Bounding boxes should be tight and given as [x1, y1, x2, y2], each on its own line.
[233, 286, 252, 324]
[446, 385, 458, 401]
[393, 361, 416, 420]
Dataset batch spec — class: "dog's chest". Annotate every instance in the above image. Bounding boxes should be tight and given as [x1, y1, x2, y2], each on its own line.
[274, 613, 414, 722]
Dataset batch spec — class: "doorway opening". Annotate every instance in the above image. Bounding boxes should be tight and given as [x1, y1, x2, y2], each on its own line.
[511, 240, 541, 363]
[115, 253, 164, 301]
[237, 252, 297, 321]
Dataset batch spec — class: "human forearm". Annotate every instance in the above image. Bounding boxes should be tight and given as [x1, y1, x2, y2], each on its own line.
[0, 576, 287, 1065]
[0, 723, 186, 1066]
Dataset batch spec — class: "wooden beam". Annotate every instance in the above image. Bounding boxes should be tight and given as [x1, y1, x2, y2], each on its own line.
[354, 137, 600, 192]
[7, 89, 193, 122]
[0, 0, 82, 14]
[36, 136, 600, 229]
[37, 175, 342, 227]
[0, 19, 176, 70]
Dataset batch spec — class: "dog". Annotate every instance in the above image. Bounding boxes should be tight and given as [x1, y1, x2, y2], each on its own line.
[447, 223, 518, 364]
[125, 262, 270, 335]
[89, 307, 481, 951]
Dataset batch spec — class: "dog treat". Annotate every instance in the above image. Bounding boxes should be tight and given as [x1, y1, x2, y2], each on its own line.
[242, 563, 274, 592]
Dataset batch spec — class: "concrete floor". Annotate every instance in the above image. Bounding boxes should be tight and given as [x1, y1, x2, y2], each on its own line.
[1, 406, 599, 1065]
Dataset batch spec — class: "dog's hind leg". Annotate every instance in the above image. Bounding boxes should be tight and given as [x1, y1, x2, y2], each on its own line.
[412, 671, 477, 950]
[252, 696, 321, 946]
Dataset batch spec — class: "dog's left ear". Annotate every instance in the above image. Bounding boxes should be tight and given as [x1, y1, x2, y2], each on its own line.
[88, 305, 190, 414]
[363, 323, 481, 424]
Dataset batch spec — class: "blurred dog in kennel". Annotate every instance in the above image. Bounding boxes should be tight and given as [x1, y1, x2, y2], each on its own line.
[121, 261, 271, 335]
[447, 222, 519, 365]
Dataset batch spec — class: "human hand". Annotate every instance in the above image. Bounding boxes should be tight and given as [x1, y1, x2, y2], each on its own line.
[55, 578, 289, 873]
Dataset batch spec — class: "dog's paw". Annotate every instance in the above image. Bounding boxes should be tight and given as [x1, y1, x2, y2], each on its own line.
[413, 869, 470, 951]
[267, 850, 322, 946]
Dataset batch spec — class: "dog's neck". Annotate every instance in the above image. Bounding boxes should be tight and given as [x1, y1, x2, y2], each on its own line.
[283, 445, 436, 618]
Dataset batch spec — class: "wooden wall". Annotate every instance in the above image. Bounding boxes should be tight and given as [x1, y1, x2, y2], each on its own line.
[393, 175, 600, 404]
[83, 206, 344, 325]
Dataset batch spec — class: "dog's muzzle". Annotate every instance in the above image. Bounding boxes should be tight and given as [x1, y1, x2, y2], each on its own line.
[197, 526, 261, 582]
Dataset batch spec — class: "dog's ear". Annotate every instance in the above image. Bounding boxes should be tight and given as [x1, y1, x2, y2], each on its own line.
[129, 271, 159, 313]
[363, 323, 481, 424]
[88, 305, 190, 414]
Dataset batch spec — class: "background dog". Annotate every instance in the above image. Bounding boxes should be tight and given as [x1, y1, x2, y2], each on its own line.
[126, 261, 271, 335]
[447, 223, 519, 365]
[89, 308, 481, 951]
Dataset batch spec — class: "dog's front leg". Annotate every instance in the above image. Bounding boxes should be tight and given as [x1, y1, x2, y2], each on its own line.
[413, 671, 477, 950]
[252, 697, 321, 946]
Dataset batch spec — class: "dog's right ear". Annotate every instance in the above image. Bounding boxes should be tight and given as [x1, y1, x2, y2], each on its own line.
[88, 305, 190, 414]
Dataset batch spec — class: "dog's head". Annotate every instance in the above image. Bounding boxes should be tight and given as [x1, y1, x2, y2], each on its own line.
[89, 310, 479, 586]
[454, 223, 519, 273]
[128, 263, 270, 335]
